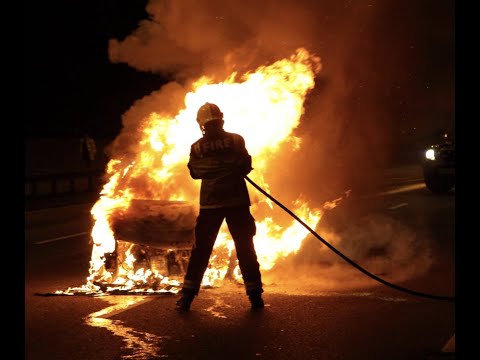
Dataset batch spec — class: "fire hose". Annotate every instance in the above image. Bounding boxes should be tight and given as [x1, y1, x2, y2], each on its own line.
[245, 175, 455, 302]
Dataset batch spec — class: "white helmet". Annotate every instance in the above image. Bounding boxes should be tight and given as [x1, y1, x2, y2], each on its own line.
[196, 102, 223, 127]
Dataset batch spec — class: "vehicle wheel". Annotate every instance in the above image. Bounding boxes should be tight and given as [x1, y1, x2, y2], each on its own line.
[424, 173, 454, 194]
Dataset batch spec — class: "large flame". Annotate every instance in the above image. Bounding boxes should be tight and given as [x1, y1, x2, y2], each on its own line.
[83, 48, 341, 293]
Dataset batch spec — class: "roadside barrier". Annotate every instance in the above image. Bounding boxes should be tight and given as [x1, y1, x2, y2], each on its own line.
[25, 169, 104, 198]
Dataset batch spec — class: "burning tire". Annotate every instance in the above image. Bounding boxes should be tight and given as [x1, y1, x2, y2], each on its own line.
[105, 200, 197, 282]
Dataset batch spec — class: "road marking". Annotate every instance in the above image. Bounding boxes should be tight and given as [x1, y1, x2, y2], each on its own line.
[25, 202, 94, 215]
[35, 231, 89, 245]
[349, 292, 409, 302]
[387, 203, 408, 210]
[442, 333, 455, 353]
[376, 182, 426, 196]
[91, 296, 155, 319]
[388, 177, 424, 184]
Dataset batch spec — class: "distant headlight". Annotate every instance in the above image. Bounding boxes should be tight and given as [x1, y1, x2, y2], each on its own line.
[425, 148, 436, 160]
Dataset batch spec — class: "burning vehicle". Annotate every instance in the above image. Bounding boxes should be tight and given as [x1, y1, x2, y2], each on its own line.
[422, 136, 455, 194]
[106, 200, 197, 283]
[56, 48, 344, 297]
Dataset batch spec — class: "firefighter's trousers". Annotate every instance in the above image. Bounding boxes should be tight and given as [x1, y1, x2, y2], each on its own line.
[181, 206, 263, 296]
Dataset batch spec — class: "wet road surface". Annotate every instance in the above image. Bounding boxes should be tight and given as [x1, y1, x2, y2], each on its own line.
[25, 165, 455, 360]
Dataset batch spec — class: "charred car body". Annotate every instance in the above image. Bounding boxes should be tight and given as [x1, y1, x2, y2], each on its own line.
[422, 139, 455, 194]
[102, 199, 237, 289]
[107, 200, 197, 283]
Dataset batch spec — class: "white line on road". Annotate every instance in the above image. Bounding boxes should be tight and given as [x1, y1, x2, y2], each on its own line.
[25, 202, 94, 215]
[442, 333, 455, 353]
[387, 203, 408, 210]
[376, 182, 426, 197]
[35, 231, 89, 245]
[388, 177, 424, 182]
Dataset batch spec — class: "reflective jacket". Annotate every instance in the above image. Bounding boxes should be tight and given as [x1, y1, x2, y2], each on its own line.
[188, 129, 252, 209]
[81, 136, 97, 161]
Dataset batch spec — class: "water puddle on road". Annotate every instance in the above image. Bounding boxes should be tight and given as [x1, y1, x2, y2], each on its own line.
[204, 297, 233, 319]
[85, 296, 169, 359]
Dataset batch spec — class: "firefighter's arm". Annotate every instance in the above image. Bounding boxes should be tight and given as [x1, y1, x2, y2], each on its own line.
[234, 154, 252, 177]
[187, 159, 202, 179]
[234, 136, 253, 176]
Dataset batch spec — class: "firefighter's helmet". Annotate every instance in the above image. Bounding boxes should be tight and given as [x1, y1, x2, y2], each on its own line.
[196, 102, 223, 127]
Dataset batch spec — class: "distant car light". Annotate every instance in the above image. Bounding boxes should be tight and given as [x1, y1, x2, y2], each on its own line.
[422, 138, 455, 194]
[425, 148, 436, 160]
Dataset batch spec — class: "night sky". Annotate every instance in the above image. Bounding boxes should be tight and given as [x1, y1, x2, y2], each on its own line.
[24, 0, 455, 144]
[24, 0, 167, 138]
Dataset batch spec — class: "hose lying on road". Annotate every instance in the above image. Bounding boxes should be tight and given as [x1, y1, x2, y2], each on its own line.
[245, 175, 455, 302]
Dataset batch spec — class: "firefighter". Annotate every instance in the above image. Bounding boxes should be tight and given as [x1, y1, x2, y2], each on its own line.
[80, 132, 97, 168]
[176, 102, 264, 311]
[80, 132, 97, 191]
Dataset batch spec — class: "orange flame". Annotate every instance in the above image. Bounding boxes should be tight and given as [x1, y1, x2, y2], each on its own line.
[85, 48, 339, 292]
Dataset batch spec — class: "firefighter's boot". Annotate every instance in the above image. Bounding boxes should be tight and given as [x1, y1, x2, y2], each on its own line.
[175, 293, 195, 312]
[249, 294, 265, 310]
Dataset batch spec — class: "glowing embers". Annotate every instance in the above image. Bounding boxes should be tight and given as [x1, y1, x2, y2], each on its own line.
[90, 240, 189, 295]
[82, 200, 197, 295]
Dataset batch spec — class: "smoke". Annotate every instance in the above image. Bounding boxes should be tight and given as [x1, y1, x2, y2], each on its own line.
[107, 0, 453, 204]
[106, 1, 364, 195]
[102, 0, 451, 290]
[262, 213, 434, 294]
[106, 0, 341, 166]
[105, 81, 187, 160]
[109, 0, 326, 80]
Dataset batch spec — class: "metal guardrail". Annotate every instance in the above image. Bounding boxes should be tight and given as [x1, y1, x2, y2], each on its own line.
[25, 169, 104, 198]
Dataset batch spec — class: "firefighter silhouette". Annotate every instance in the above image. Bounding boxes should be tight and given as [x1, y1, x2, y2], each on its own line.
[80, 132, 97, 168]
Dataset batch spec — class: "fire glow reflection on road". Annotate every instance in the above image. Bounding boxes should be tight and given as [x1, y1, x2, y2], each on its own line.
[85, 296, 169, 359]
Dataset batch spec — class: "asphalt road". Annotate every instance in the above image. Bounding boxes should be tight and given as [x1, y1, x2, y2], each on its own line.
[25, 165, 455, 360]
